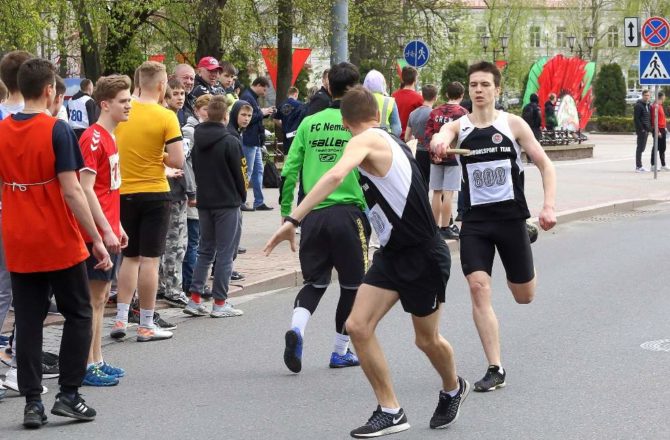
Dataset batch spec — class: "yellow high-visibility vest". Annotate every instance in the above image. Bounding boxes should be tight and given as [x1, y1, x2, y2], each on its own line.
[373, 92, 394, 132]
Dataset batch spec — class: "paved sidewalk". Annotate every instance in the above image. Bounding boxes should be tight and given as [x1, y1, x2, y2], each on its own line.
[1, 133, 668, 336]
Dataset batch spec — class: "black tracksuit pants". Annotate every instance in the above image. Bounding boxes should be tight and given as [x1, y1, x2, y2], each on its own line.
[11, 262, 92, 401]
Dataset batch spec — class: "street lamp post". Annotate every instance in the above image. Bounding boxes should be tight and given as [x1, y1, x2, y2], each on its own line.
[481, 35, 509, 107]
[568, 35, 595, 59]
[481, 34, 509, 61]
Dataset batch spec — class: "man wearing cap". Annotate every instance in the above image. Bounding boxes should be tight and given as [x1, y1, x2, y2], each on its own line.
[192, 57, 225, 98]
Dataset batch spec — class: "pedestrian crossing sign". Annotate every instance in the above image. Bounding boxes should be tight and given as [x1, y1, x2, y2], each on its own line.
[639, 50, 670, 85]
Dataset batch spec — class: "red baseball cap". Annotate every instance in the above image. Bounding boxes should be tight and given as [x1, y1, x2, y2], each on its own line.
[197, 57, 223, 71]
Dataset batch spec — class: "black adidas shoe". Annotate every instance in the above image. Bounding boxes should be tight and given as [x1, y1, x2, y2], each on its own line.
[350, 406, 410, 438]
[474, 365, 506, 392]
[430, 376, 470, 429]
[51, 393, 96, 421]
[23, 402, 47, 429]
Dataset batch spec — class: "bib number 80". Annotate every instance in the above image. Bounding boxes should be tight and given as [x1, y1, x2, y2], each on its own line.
[472, 166, 506, 188]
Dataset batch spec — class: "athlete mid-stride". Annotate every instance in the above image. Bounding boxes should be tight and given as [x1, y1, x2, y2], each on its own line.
[266, 85, 468, 438]
[431, 61, 557, 393]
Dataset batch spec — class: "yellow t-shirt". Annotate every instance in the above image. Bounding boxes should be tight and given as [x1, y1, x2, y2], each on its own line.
[116, 101, 182, 195]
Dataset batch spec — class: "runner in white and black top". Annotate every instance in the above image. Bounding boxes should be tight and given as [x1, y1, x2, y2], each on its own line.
[431, 61, 557, 393]
[265, 85, 469, 439]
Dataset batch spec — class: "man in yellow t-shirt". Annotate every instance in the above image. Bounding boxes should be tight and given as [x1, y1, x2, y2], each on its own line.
[111, 61, 185, 343]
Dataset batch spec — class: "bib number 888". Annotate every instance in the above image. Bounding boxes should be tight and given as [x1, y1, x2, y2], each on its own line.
[472, 167, 506, 188]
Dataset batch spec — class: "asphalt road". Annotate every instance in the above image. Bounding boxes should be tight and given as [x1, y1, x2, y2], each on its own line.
[2, 205, 670, 439]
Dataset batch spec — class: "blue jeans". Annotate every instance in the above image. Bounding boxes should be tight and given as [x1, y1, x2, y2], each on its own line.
[182, 218, 199, 292]
[242, 145, 264, 208]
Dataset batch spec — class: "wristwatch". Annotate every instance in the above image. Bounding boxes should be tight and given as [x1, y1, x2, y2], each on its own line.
[283, 216, 300, 227]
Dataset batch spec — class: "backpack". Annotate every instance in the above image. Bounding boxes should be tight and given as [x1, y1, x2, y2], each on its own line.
[263, 161, 282, 188]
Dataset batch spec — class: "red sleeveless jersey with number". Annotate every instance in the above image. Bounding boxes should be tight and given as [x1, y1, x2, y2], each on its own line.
[0, 113, 88, 272]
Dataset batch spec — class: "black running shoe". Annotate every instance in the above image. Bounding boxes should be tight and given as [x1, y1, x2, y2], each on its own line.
[23, 402, 47, 429]
[201, 285, 213, 301]
[128, 307, 140, 324]
[42, 351, 59, 367]
[153, 312, 177, 330]
[230, 271, 245, 281]
[42, 362, 59, 379]
[429, 376, 470, 429]
[350, 406, 410, 438]
[51, 393, 96, 421]
[284, 328, 303, 373]
[474, 365, 506, 392]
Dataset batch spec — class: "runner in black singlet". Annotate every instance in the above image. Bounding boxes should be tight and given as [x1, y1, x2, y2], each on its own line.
[265, 85, 469, 438]
[431, 61, 557, 393]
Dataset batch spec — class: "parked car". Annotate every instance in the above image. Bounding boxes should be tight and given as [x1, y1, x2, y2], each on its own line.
[625, 92, 641, 105]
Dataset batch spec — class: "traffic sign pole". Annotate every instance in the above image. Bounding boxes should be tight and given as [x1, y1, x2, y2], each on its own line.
[653, 85, 659, 180]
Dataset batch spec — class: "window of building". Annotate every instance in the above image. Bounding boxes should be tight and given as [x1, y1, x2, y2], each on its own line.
[556, 26, 567, 48]
[607, 25, 619, 48]
[530, 26, 541, 48]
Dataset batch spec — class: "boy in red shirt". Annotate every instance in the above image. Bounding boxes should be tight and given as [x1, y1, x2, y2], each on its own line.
[392, 66, 424, 139]
[78, 75, 132, 387]
[651, 91, 668, 170]
[0, 58, 111, 428]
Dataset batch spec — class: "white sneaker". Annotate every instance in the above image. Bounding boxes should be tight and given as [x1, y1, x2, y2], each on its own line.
[2, 368, 48, 394]
[210, 302, 244, 318]
[136, 325, 173, 342]
[636, 167, 649, 173]
[662, 166, 670, 171]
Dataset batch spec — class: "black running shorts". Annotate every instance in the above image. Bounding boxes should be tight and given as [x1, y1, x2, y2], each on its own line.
[85, 243, 121, 282]
[120, 193, 171, 258]
[459, 218, 534, 284]
[363, 235, 451, 317]
[299, 204, 371, 289]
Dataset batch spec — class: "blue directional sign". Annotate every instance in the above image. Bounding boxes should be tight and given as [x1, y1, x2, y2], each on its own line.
[639, 50, 670, 85]
[403, 40, 430, 68]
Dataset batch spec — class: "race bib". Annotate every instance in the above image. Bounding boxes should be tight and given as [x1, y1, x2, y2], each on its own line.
[109, 153, 121, 191]
[466, 159, 513, 206]
[368, 204, 392, 246]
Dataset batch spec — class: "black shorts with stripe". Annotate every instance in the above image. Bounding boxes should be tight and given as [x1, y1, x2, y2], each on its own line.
[299, 204, 371, 289]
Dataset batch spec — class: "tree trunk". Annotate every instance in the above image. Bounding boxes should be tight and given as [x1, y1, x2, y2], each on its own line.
[57, 2, 68, 77]
[195, 0, 228, 62]
[102, 3, 153, 76]
[276, 0, 293, 105]
[71, 0, 101, 80]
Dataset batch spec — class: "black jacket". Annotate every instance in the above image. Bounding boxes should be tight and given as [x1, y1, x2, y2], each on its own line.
[239, 88, 266, 146]
[191, 75, 225, 99]
[192, 122, 246, 209]
[306, 86, 331, 116]
[634, 99, 651, 133]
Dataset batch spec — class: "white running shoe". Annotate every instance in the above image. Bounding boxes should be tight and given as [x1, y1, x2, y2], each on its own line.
[210, 303, 244, 318]
[636, 167, 649, 173]
[2, 368, 48, 394]
[136, 325, 173, 342]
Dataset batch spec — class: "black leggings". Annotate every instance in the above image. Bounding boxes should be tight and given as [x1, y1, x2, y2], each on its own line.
[294, 284, 357, 334]
[11, 262, 92, 402]
[651, 128, 667, 167]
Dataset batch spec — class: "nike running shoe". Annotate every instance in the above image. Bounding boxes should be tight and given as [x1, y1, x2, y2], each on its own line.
[153, 312, 177, 330]
[350, 406, 410, 438]
[430, 376, 470, 429]
[110, 321, 127, 339]
[284, 328, 303, 373]
[329, 349, 360, 368]
[162, 291, 189, 308]
[41, 361, 59, 379]
[51, 392, 96, 421]
[474, 365, 506, 392]
[136, 325, 173, 342]
[23, 401, 47, 429]
[99, 362, 125, 378]
[82, 364, 119, 387]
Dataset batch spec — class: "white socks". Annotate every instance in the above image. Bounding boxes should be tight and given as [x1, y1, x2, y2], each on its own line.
[333, 333, 350, 356]
[116, 303, 130, 323]
[139, 308, 154, 328]
[381, 407, 400, 414]
[291, 307, 311, 336]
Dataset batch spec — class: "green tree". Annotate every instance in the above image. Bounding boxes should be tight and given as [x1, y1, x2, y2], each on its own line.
[594, 63, 626, 116]
[440, 60, 468, 99]
[295, 65, 311, 100]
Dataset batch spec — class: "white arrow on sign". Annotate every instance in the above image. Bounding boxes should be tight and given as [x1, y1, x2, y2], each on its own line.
[624, 17, 640, 47]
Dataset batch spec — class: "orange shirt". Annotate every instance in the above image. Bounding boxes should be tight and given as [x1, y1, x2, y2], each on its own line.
[651, 103, 667, 129]
[0, 113, 88, 272]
